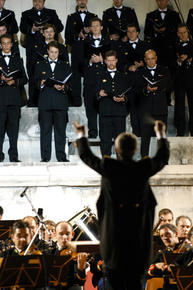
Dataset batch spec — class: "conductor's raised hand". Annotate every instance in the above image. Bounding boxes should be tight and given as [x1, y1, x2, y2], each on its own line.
[154, 120, 166, 138]
[73, 121, 86, 135]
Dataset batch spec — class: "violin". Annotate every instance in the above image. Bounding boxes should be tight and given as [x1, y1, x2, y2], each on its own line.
[19, 245, 42, 256]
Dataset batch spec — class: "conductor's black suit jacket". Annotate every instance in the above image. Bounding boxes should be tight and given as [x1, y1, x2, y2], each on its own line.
[76, 137, 169, 274]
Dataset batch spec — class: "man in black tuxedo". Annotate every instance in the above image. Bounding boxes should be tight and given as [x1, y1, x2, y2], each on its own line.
[173, 24, 193, 136]
[113, 24, 151, 136]
[186, 8, 193, 38]
[102, 0, 139, 41]
[35, 41, 72, 162]
[144, 0, 181, 67]
[28, 23, 69, 106]
[74, 120, 170, 290]
[65, 0, 97, 106]
[0, 0, 19, 36]
[0, 22, 20, 55]
[20, 0, 64, 106]
[96, 50, 131, 156]
[83, 17, 112, 138]
[136, 49, 170, 157]
[0, 34, 28, 162]
[48, 221, 88, 290]
[113, 24, 151, 72]
[144, 0, 181, 105]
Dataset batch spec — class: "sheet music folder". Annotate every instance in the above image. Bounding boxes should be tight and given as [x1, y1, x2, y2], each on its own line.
[44, 73, 72, 88]
[0, 255, 49, 288]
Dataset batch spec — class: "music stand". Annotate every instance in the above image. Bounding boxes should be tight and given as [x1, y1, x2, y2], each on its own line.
[0, 220, 15, 240]
[48, 255, 75, 287]
[0, 255, 49, 288]
[170, 264, 193, 290]
[161, 251, 182, 265]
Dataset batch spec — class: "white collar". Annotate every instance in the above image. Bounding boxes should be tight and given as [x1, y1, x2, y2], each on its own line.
[114, 5, 123, 9]
[147, 65, 157, 70]
[107, 68, 117, 72]
[78, 9, 87, 13]
[48, 58, 58, 62]
[93, 35, 102, 40]
[158, 8, 167, 12]
[129, 38, 139, 44]
[2, 52, 11, 56]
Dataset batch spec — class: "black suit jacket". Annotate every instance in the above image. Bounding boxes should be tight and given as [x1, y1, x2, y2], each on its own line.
[0, 8, 19, 34]
[186, 9, 193, 38]
[144, 9, 181, 42]
[65, 11, 97, 46]
[0, 54, 28, 106]
[76, 137, 169, 273]
[113, 38, 151, 71]
[174, 40, 193, 88]
[102, 6, 139, 37]
[28, 39, 69, 73]
[136, 65, 171, 115]
[20, 7, 64, 35]
[35, 59, 72, 110]
[96, 70, 130, 116]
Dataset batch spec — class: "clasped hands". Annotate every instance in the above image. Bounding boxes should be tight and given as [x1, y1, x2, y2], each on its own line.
[99, 90, 125, 102]
[1, 74, 15, 86]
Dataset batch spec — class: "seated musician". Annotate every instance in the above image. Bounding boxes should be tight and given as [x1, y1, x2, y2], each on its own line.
[48, 221, 88, 290]
[146, 224, 180, 290]
[23, 215, 50, 252]
[153, 208, 174, 257]
[173, 226, 193, 267]
[40, 219, 56, 243]
[0, 220, 41, 256]
[175, 215, 192, 243]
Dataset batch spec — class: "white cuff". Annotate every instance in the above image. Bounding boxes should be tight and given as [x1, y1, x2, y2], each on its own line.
[77, 132, 85, 139]
[156, 131, 166, 140]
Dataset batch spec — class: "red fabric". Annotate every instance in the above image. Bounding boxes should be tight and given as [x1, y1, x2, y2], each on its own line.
[84, 271, 97, 290]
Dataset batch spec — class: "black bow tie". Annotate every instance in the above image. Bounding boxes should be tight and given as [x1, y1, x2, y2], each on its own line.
[3, 55, 11, 58]
[94, 38, 101, 41]
[130, 42, 137, 45]
[115, 8, 122, 12]
[78, 11, 87, 14]
[159, 10, 167, 14]
[49, 61, 57, 64]
[148, 68, 156, 71]
[109, 70, 116, 74]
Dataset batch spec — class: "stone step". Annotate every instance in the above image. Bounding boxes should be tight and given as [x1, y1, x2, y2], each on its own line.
[2, 105, 191, 162]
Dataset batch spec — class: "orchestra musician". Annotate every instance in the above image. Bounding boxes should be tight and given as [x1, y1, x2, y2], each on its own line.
[146, 224, 181, 290]
[0, 220, 42, 256]
[153, 208, 174, 236]
[175, 215, 192, 243]
[48, 221, 88, 290]
[23, 215, 50, 252]
[153, 208, 174, 258]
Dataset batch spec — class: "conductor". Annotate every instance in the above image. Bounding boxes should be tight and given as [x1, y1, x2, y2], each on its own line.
[74, 120, 169, 290]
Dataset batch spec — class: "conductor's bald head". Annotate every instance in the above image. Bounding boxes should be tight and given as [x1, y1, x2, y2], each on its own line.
[115, 132, 138, 160]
